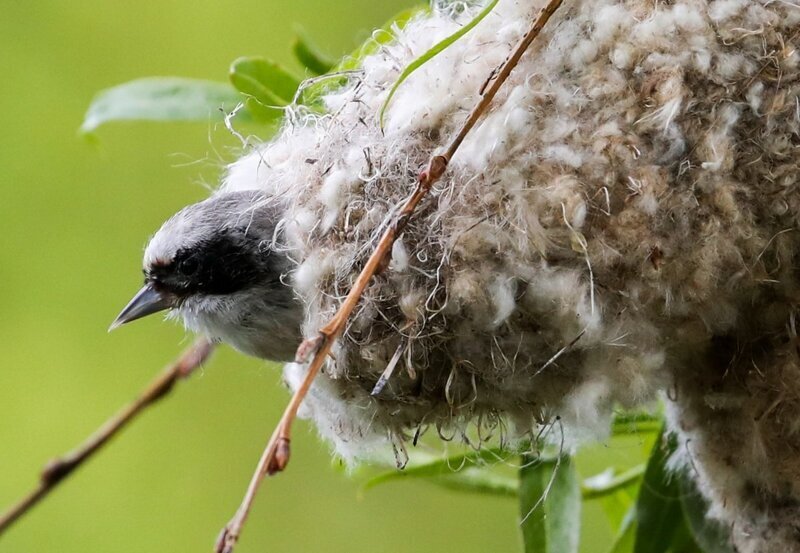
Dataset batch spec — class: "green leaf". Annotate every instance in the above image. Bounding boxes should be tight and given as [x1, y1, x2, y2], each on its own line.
[611, 412, 663, 436]
[292, 27, 335, 75]
[609, 506, 637, 553]
[633, 428, 682, 553]
[378, 0, 500, 128]
[229, 56, 301, 114]
[679, 474, 734, 553]
[362, 445, 532, 492]
[80, 77, 245, 134]
[582, 464, 646, 500]
[601, 488, 638, 538]
[335, 5, 429, 72]
[519, 454, 581, 553]
[670, 521, 704, 553]
[428, 467, 518, 497]
[299, 5, 429, 108]
[363, 445, 643, 503]
[444, 462, 646, 501]
[241, 97, 284, 124]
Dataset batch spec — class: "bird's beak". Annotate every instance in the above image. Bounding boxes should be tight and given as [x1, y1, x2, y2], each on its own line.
[109, 283, 175, 331]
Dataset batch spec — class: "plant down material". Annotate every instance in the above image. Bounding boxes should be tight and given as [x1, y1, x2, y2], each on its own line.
[219, 1, 799, 550]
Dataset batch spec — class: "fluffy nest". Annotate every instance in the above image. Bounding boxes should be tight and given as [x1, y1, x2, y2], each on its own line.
[222, 1, 800, 550]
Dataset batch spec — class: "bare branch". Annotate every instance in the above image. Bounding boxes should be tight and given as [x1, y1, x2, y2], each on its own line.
[0, 338, 215, 534]
[214, 1, 565, 551]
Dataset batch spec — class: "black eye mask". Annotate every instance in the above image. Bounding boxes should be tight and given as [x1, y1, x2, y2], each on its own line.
[148, 229, 272, 296]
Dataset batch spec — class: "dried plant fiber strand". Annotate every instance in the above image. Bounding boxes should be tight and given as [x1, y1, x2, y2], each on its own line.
[219, 0, 800, 550]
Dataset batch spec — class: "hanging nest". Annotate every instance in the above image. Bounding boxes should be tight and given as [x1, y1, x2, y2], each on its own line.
[222, 1, 800, 551]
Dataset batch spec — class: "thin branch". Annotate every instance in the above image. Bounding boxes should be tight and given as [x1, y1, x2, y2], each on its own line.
[0, 338, 214, 534]
[214, 1, 565, 551]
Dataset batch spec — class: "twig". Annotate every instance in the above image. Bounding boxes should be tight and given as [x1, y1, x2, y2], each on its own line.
[0, 338, 214, 534]
[370, 340, 406, 396]
[214, 1, 565, 551]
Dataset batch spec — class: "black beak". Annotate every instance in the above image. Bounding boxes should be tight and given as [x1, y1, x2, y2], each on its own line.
[109, 283, 175, 331]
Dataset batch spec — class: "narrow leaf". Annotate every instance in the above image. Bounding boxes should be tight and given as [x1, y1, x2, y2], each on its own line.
[429, 467, 518, 497]
[668, 515, 705, 553]
[519, 454, 581, 553]
[679, 473, 735, 553]
[299, 5, 429, 108]
[242, 97, 284, 124]
[609, 506, 637, 553]
[81, 77, 245, 134]
[229, 57, 301, 108]
[612, 412, 663, 436]
[601, 488, 638, 536]
[582, 464, 646, 500]
[379, 0, 500, 128]
[362, 445, 533, 491]
[292, 27, 335, 75]
[336, 6, 429, 72]
[633, 428, 682, 553]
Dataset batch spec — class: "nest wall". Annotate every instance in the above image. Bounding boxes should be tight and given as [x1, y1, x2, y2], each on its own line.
[222, 1, 800, 549]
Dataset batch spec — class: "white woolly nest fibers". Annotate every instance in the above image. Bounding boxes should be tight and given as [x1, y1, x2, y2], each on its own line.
[221, 1, 800, 550]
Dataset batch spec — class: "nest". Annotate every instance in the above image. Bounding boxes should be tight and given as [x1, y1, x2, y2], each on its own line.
[223, 1, 800, 550]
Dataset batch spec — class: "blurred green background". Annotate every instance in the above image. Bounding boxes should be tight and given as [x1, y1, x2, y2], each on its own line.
[0, 2, 648, 552]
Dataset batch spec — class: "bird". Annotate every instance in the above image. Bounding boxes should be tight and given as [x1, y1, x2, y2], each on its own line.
[110, 189, 303, 362]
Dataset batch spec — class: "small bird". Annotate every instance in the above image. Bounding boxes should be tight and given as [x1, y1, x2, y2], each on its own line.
[110, 189, 303, 361]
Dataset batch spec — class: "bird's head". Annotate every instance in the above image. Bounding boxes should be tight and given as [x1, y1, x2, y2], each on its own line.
[111, 190, 303, 361]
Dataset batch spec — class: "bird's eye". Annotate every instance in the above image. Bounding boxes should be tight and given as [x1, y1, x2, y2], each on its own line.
[178, 256, 199, 276]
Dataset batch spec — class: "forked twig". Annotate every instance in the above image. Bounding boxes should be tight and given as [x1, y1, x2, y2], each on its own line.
[215, 1, 565, 551]
[0, 338, 215, 534]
